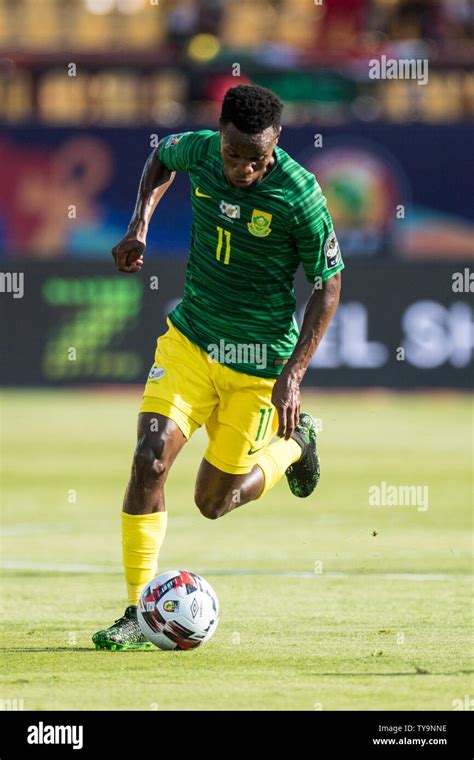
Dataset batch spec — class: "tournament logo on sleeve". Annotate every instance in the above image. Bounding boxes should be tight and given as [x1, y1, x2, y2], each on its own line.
[324, 233, 341, 269]
[165, 133, 186, 149]
[147, 366, 166, 382]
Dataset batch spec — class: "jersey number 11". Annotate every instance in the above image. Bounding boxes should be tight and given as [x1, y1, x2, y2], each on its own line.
[216, 226, 231, 265]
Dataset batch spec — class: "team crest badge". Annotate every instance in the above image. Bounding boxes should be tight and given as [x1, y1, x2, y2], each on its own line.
[247, 209, 272, 237]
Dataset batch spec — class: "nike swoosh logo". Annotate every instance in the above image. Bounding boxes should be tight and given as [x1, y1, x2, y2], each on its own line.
[247, 446, 265, 455]
[195, 187, 212, 198]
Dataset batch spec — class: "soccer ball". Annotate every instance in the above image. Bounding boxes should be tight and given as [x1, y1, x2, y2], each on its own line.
[137, 570, 219, 651]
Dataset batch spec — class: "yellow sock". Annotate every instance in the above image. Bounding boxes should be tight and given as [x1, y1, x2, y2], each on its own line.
[255, 438, 301, 498]
[122, 511, 168, 606]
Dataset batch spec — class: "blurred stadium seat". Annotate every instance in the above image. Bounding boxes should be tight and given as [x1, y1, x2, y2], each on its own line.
[0, 0, 472, 266]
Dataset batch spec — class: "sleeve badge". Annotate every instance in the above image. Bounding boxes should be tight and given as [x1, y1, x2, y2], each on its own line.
[324, 233, 341, 269]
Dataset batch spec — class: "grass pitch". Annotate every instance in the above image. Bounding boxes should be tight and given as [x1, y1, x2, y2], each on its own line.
[0, 389, 472, 711]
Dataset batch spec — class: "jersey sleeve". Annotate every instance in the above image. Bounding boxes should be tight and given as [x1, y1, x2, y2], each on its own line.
[157, 131, 211, 172]
[291, 175, 344, 285]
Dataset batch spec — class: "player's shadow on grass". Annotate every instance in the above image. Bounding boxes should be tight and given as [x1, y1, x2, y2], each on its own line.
[2, 647, 99, 653]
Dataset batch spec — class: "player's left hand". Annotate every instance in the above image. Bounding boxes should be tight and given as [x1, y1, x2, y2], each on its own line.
[271, 369, 301, 440]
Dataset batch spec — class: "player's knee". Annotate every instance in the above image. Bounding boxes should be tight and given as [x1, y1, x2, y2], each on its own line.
[132, 435, 169, 487]
[194, 490, 227, 520]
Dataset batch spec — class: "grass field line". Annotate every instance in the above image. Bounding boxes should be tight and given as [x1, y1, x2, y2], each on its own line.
[0, 559, 470, 581]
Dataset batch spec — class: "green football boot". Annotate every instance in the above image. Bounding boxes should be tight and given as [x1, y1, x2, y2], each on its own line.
[285, 412, 320, 498]
[92, 605, 154, 651]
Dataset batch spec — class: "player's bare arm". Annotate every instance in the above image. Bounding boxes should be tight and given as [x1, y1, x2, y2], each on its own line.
[272, 272, 342, 440]
[112, 144, 176, 273]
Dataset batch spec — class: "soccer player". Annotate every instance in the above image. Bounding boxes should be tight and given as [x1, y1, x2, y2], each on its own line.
[93, 85, 343, 650]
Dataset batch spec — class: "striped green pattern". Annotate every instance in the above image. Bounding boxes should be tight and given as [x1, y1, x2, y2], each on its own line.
[158, 130, 344, 378]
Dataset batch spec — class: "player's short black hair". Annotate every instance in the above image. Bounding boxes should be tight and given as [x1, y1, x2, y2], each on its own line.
[219, 85, 283, 135]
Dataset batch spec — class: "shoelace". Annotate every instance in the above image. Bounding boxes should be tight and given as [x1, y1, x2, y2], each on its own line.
[113, 612, 136, 628]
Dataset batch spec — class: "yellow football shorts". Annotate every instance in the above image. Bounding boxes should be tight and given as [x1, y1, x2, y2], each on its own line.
[139, 318, 278, 474]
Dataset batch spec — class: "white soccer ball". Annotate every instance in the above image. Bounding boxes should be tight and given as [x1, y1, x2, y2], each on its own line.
[137, 570, 219, 651]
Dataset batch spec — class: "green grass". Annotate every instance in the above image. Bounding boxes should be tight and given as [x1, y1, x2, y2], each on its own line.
[0, 389, 472, 710]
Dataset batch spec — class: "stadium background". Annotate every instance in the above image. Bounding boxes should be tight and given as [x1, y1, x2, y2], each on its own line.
[1, 0, 473, 389]
[0, 0, 473, 713]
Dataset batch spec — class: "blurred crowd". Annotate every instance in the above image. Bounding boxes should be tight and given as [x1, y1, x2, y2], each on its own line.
[0, 0, 473, 124]
[1, 0, 473, 56]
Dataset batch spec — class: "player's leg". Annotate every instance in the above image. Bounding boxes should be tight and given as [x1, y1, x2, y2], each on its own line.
[92, 319, 218, 650]
[194, 428, 316, 518]
[93, 412, 186, 651]
[194, 458, 265, 518]
[194, 369, 319, 519]
[195, 416, 319, 519]
[124, 411, 186, 513]
[121, 411, 186, 606]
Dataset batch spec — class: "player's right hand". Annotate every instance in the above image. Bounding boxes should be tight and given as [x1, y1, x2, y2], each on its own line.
[112, 236, 146, 273]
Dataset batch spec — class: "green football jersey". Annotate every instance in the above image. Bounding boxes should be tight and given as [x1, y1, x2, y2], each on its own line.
[158, 130, 344, 379]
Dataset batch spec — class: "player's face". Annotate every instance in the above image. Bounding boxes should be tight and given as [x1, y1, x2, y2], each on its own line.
[220, 124, 281, 189]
